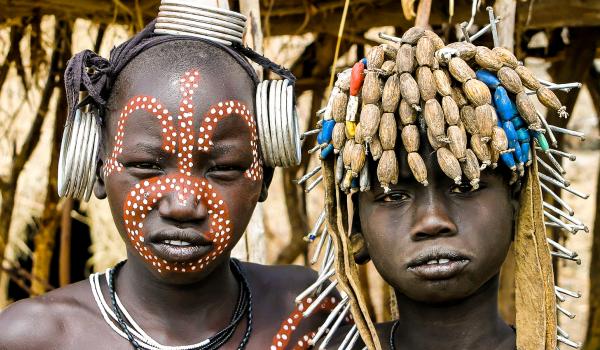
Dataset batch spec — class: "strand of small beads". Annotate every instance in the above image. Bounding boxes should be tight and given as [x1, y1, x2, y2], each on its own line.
[107, 259, 253, 350]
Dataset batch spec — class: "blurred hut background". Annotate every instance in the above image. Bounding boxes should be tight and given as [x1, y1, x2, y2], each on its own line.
[1, 0, 600, 348]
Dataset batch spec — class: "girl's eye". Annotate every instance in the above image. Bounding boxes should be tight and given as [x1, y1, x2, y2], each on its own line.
[380, 192, 409, 202]
[209, 165, 245, 173]
[126, 162, 163, 171]
[450, 182, 477, 194]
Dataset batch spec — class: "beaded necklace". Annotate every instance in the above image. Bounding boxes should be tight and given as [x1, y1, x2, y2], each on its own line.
[90, 259, 252, 350]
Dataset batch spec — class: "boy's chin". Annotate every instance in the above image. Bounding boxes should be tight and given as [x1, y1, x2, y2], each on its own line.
[398, 278, 480, 304]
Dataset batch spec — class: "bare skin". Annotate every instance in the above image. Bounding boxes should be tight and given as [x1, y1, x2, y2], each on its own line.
[0, 41, 323, 350]
[328, 141, 517, 350]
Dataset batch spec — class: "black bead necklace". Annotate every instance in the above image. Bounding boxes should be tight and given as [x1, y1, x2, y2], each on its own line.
[107, 259, 253, 350]
[389, 319, 400, 350]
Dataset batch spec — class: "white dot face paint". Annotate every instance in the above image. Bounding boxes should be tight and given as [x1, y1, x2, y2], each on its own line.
[104, 69, 262, 274]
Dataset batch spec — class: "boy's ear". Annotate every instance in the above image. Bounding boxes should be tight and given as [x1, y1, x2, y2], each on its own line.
[510, 181, 521, 241]
[94, 158, 107, 200]
[258, 167, 274, 202]
[351, 232, 370, 265]
[350, 202, 370, 264]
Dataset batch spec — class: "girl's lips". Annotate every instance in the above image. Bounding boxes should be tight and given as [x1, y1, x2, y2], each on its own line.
[408, 259, 470, 280]
[148, 241, 213, 263]
[147, 230, 213, 263]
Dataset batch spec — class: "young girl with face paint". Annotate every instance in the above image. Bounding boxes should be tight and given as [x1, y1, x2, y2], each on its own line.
[300, 24, 585, 350]
[0, 16, 339, 350]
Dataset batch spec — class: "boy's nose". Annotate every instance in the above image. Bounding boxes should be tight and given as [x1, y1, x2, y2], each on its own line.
[410, 192, 458, 241]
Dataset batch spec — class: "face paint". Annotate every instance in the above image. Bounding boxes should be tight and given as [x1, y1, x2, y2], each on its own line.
[104, 69, 262, 273]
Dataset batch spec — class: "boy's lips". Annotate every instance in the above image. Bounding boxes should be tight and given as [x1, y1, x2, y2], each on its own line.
[407, 248, 471, 280]
[147, 230, 213, 263]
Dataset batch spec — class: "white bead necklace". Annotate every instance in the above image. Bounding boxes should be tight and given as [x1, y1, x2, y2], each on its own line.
[89, 270, 211, 350]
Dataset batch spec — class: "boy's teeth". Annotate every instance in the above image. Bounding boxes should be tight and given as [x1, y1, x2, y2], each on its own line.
[164, 240, 191, 246]
[425, 259, 451, 265]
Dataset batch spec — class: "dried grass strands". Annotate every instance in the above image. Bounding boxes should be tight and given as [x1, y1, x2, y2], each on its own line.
[30, 19, 71, 296]
[0, 21, 62, 268]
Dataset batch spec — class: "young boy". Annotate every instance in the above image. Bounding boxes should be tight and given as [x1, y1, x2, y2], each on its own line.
[0, 7, 333, 349]
[301, 25, 584, 350]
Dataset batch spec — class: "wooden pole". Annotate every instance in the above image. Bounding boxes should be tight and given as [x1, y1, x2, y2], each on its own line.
[414, 0, 432, 28]
[494, 0, 516, 49]
[492, 0, 518, 324]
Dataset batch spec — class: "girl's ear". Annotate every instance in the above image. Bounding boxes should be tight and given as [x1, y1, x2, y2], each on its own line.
[258, 167, 274, 202]
[94, 158, 107, 199]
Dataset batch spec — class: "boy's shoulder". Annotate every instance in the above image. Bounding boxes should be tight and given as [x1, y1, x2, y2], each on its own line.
[0, 279, 97, 350]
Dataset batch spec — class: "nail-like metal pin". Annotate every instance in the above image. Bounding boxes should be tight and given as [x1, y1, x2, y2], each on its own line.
[469, 18, 502, 42]
[540, 173, 590, 199]
[460, 22, 471, 42]
[319, 239, 334, 272]
[309, 296, 349, 345]
[342, 327, 361, 350]
[297, 165, 322, 185]
[540, 182, 575, 215]
[537, 112, 558, 147]
[295, 269, 336, 304]
[557, 304, 576, 319]
[378, 32, 403, 43]
[546, 152, 566, 175]
[546, 237, 577, 258]
[555, 290, 566, 302]
[308, 144, 321, 154]
[549, 125, 585, 140]
[537, 159, 570, 186]
[320, 303, 352, 350]
[337, 325, 358, 350]
[311, 228, 329, 264]
[544, 211, 576, 234]
[305, 210, 327, 241]
[555, 286, 582, 299]
[305, 175, 324, 193]
[557, 335, 582, 349]
[551, 251, 582, 265]
[557, 326, 570, 339]
[544, 202, 585, 227]
[303, 280, 340, 317]
[486, 7, 499, 47]
[301, 129, 321, 140]
[538, 147, 577, 161]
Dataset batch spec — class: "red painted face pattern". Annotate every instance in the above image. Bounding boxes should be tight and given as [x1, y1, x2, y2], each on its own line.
[104, 69, 262, 273]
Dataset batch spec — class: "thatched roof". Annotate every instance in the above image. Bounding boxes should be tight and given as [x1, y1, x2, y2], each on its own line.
[3, 0, 600, 34]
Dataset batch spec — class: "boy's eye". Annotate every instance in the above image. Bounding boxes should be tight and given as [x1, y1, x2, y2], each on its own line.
[379, 192, 409, 202]
[450, 182, 477, 194]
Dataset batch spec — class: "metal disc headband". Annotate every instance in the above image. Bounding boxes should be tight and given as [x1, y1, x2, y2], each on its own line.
[58, 108, 100, 201]
[256, 79, 301, 167]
